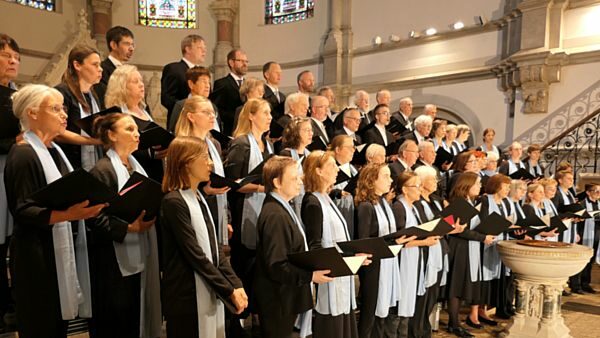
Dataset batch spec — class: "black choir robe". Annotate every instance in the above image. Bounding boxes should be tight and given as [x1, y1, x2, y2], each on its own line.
[301, 193, 358, 338]
[389, 159, 409, 183]
[161, 60, 190, 124]
[355, 201, 388, 337]
[263, 85, 286, 121]
[0, 85, 20, 155]
[87, 158, 140, 337]
[54, 83, 104, 169]
[253, 194, 313, 337]
[160, 190, 242, 332]
[5, 144, 74, 337]
[210, 74, 243, 136]
[363, 125, 393, 149]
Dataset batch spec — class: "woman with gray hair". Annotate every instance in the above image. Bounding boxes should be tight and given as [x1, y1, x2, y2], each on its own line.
[4, 84, 106, 337]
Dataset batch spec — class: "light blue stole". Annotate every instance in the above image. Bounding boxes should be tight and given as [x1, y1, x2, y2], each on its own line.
[288, 148, 310, 220]
[374, 198, 402, 318]
[397, 197, 420, 317]
[23, 131, 92, 319]
[507, 159, 525, 175]
[106, 149, 162, 337]
[270, 192, 312, 338]
[582, 198, 597, 248]
[206, 137, 229, 245]
[482, 195, 508, 281]
[558, 187, 577, 244]
[419, 200, 446, 288]
[240, 133, 272, 249]
[312, 192, 356, 316]
[467, 199, 482, 283]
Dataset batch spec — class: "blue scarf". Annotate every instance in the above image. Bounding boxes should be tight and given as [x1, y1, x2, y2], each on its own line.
[467, 199, 482, 282]
[397, 197, 421, 317]
[288, 148, 309, 220]
[419, 200, 446, 288]
[482, 195, 508, 281]
[558, 187, 577, 244]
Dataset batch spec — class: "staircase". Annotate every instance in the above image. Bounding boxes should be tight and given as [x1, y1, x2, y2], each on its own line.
[514, 79, 600, 187]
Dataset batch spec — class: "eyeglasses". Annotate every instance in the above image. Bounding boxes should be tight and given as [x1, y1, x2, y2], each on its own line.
[0, 51, 20, 62]
[194, 110, 216, 117]
[405, 184, 421, 189]
[233, 59, 249, 64]
[346, 117, 361, 122]
[39, 105, 66, 114]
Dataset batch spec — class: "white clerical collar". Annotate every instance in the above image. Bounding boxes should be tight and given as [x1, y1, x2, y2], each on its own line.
[108, 55, 123, 67]
[184, 57, 202, 68]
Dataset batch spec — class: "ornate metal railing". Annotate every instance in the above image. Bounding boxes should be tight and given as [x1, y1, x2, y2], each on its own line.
[515, 79, 600, 181]
[538, 108, 600, 178]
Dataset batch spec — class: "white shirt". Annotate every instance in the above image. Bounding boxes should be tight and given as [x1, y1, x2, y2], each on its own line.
[414, 130, 426, 144]
[311, 117, 329, 142]
[230, 72, 244, 86]
[374, 124, 388, 145]
[343, 126, 356, 139]
[182, 57, 198, 69]
[108, 55, 123, 67]
[266, 83, 280, 102]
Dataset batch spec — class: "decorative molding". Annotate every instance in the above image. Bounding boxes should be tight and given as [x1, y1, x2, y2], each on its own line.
[208, 0, 237, 22]
[247, 57, 321, 73]
[352, 23, 501, 58]
[90, 0, 112, 15]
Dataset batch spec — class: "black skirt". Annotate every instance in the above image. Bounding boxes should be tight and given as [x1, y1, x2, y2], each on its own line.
[313, 311, 359, 338]
[446, 236, 481, 304]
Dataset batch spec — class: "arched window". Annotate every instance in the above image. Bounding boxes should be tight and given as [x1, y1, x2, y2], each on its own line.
[265, 0, 314, 25]
[138, 0, 196, 29]
[5, 0, 56, 11]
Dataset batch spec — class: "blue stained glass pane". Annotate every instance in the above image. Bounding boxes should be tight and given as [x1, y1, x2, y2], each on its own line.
[5, 0, 56, 12]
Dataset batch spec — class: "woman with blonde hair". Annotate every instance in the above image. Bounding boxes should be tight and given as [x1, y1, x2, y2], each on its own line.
[225, 98, 274, 328]
[105, 64, 166, 180]
[161, 137, 247, 338]
[522, 183, 558, 241]
[175, 95, 231, 244]
[233, 77, 265, 130]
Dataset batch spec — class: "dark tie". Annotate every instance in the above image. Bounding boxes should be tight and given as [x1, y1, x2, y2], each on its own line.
[236, 79, 243, 87]
[198, 198, 219, 265]
[274, 89, 280, 103]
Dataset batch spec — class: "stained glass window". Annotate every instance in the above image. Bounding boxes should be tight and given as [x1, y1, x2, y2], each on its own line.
[265, 0, 314, 25]
[138, 0, 196, 29]
[5, 0, 56, 12]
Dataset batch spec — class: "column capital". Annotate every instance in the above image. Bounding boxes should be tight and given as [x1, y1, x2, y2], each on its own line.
[209, 0, 238, 22]
[90, 0, 113, 15]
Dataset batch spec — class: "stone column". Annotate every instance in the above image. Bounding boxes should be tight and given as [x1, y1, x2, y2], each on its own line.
[90, 0, 113, 56]
[209, 0, 237, 79]
[322, 0, 353, 109]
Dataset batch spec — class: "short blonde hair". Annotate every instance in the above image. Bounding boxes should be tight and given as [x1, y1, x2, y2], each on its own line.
[105, 64, 146, 110]
[239, 77, 264, 100]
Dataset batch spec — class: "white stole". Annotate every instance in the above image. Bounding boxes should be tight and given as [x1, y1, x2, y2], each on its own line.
[467, 199, 482, 283]
[288, 148, 309, 220]
[583, 199, 597, 248]
[558, 187, 577, 243]
[419, 200, 445, 288]
[482, 195, 507, 281]
[23, 131, 92, 319]
[507, 159, 524, 175]
[312, 192, 356, 316]
[179, 188, 225, 338]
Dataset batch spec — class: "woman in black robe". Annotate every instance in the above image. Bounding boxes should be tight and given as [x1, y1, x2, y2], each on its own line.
[224, 98, 273, 330]
[86, 113, 160, 337]
[253, 156, 332, 338]
[54, 44, 104, 170]
[160, 137, 247, 338]
[5, 84, 105, 337]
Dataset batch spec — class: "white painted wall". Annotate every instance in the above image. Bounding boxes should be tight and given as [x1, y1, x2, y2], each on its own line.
[563, 4, 600, 50]
[352, 30, 501, 84]
[239, 0, 329, 64]
[351, 0, 506, 49]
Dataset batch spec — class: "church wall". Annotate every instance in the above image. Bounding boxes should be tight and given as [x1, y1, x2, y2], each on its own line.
[351, 0, 506, 49]
[563, 3, 600, 49]
[239, 0, 329, 64]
